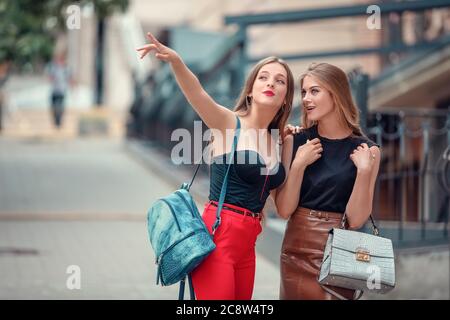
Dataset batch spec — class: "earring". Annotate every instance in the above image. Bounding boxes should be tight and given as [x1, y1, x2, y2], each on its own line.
[246, 95, 252, 109]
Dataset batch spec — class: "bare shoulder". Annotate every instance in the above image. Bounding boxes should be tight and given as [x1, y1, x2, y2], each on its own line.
[224, 108, 239, 126]
[208, 106, 238, 131]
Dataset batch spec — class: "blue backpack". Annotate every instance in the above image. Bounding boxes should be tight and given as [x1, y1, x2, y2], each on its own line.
[147, 116, 241, 299]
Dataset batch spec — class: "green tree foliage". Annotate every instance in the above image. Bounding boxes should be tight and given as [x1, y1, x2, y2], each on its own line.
[0, 0, 128, 70]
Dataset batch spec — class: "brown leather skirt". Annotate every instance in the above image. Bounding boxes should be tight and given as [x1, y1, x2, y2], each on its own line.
[280, 207, 356, 300]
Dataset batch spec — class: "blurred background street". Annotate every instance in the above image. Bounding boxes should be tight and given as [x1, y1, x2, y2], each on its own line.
[0, 135, 280, 299]
[1, 0, 449, 299]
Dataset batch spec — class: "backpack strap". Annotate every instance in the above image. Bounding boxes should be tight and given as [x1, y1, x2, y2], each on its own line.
[178, 116, 240, 300]
[212, 116, 241, 234]
[186, 163, 201, 191]
[178, 274, 195, 300]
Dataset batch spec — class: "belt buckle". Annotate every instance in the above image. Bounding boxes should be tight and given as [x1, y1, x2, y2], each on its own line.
[253, 212, 261, 220]
[310, 210, 329, 221]
[310, 210, 319, 217]
[244, 210, 258, 218]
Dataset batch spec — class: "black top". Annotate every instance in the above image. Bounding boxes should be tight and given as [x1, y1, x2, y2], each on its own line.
[209, 150, 286, 213]
[291, 125, 378, 214]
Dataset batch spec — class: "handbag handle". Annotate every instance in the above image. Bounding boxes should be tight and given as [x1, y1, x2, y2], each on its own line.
[212, 116, 241, 234]
[340, 213, 380, 236]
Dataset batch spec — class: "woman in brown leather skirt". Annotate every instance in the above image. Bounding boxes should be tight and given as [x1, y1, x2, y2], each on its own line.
[273, 63, 381, 300]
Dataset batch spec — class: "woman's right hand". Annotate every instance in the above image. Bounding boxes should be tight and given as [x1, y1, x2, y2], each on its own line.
[136, 32, 180, 64]
[292, 138, 322, 168]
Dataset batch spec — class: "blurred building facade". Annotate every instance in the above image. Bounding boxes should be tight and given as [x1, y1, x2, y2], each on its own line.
[64, 0, 450, 246]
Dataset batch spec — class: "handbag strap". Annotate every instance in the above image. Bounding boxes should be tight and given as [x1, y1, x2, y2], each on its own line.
[212, 116, 241, 234]
[340, 213, 380, 236]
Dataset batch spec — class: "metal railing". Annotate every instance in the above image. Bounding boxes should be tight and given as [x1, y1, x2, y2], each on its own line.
[364, 107, 450, 246]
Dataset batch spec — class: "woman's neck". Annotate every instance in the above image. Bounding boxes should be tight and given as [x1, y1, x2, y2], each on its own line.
[317, 117, 352, 139]
[241, 105, 275, 130]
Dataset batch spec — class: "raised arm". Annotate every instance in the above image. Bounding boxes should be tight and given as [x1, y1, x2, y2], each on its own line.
[137, 32, 235, 130]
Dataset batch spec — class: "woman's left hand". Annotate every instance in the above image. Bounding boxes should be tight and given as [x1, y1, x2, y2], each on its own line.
[350, 143, 375, 172]
[283, 124, 302, 136]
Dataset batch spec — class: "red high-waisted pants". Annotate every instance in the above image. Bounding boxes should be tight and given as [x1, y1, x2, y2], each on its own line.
[191, 201, 262, 300]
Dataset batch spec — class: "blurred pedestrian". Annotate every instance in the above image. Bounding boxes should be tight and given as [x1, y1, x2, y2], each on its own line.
[47, 52, 72, 129]
[0, 62, 11, 132]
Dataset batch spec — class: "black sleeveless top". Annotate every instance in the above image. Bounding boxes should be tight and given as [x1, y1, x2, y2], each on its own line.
[291, 125, 378, 214]
[209, 150, 286, 213]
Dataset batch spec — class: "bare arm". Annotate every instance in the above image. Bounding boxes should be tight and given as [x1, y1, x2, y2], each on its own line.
[137, 32, 235, 131]
[269, 125, 303, 213]
[345, 145, 381, 229]
[273, 136, 322, 219]
[272, 135, 299, 219]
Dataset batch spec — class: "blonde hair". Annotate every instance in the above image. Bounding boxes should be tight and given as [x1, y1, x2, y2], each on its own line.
[234, 56, 295, 141]
[299, 62, 363, 136]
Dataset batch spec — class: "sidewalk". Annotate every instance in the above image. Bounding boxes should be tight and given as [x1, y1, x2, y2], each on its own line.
[0, 220, 279, 299]
[1, 135, 448, 299]
[0, 135, 280, 299]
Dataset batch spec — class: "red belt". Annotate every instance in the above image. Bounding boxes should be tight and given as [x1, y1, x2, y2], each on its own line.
[209, 201, 261, 218]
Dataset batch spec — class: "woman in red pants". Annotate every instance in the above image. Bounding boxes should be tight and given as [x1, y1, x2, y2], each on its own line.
[138, 33, 294, 299]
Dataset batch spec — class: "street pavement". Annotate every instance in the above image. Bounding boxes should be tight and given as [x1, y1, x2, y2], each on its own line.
[2, 135, 449, 300]
[0, 135, 281, 299]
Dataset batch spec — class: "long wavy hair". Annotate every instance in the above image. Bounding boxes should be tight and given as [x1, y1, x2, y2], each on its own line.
[299, 62, 363, 136]
[234, 56, 295, 141]
[231, 57, 294, 223]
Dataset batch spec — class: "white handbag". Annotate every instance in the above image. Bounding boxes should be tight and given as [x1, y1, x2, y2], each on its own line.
[318, 214, 396, 300]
